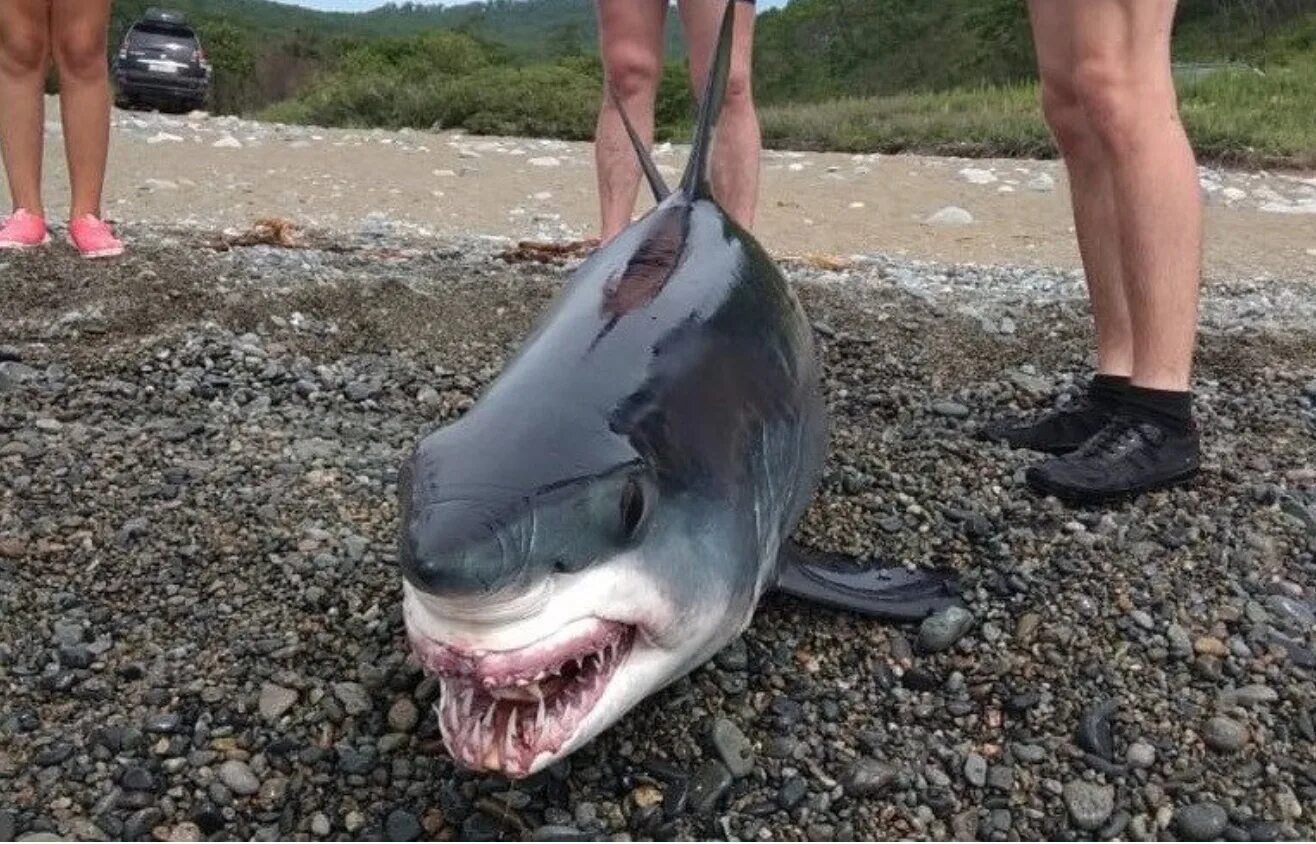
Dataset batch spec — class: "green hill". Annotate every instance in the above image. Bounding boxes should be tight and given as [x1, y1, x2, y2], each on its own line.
[102, 0, 1315, 167]
[750, 0, 1315, 103]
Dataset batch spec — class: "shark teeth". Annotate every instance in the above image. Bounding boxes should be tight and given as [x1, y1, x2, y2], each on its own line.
[430, 624, 638, 778]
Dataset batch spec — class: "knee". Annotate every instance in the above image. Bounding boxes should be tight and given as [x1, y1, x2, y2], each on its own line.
[1039, 75, 1095, 161]
[53, 31, 108, 83]
[0, 33, 49, 78]
[604, 49, 661, 104]
[723, 65, 753, 112]
[1071, 59, 1155, 154]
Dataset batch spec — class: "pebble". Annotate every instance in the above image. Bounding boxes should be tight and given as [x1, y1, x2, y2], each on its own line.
[120, 766, 155, 791]
[1076, 699, 1117, 761]
[1126, 741, 1156, 769]
[709, 718, 755, 778]
[963, 753, 988, 787]
[689, 760, 732, 813]
[217, 760, 260, 796]
[778, 777, 808, 809]
[528, 157, 561, 167]
[918, 606, 974, 653]
[1203, 716, 1249, 753]
[33, 743, 73, 767]
[258, 683, 297, 720]
[388, 698, 420, 733]
[959, 167, 997, 185]
[932, 400, 970, 419]
[845, 758, 898, 797]
[532, 826, 592, 842]
[1266, 595, 1315, 630]
[1222, 684, 1279, 708]
[385, 809, 422, 841]
[1063, 781, 1115, 831]
[1026, 173, 1055, 192]
[212, 136, 243, 149]
[924, 206, 975, 226]
[332, 681, 371, 715]
[1176, 803, 1229, 840]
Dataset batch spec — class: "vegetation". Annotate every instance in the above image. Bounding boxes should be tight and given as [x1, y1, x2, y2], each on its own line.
[101, 0, 1315, 167]
[754, 8, 1316, 167]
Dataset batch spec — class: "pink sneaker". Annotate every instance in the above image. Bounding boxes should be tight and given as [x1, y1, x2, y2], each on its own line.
[68, 214, 125, 259]
[0, 209, 50, 251]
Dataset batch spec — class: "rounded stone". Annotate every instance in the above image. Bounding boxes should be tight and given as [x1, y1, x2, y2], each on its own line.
[1063, 781, 1115, 831]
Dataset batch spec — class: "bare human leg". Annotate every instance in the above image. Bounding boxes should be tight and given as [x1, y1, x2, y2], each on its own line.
[0, 0, 51, 218]
[678, 0, 759, 230]
[594, 0, 667, 243]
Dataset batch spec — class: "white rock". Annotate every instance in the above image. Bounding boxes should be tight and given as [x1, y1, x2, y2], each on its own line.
[433, 169, 456, 177]
[1027, 173, 1056, 192]
[147, 132, 183, 144]
[533, 191, 553, 201]
[924, 206, 975, 226]
[1221, 187, 1247, 202]
[788, 162, 805, 172]
[849, 201, 865, 209]
[143, 179, 178, 191]
[528, 156, 561, 168]
[998, 185, 1016, 194]
[1260, 199, 1316, 215]
[212, 135, 242, 149]
[958, 167, 997, 185]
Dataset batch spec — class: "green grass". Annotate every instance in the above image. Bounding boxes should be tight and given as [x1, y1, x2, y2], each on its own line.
[757, 53, 1316, 169]
[257, 9, 1315, 169]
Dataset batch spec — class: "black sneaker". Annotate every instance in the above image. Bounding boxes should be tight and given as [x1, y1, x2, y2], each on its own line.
[1025, 415, 1201, 504]
[979, 395, 1114, 455]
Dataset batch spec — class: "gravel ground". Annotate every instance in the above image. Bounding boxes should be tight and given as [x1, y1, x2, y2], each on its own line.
[2, 223, 1315, 842]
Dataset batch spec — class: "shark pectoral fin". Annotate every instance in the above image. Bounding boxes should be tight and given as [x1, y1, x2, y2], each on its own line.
[772, 542, 962, 622]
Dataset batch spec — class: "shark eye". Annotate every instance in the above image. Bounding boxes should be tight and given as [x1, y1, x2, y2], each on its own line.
[619, 476, 647, 541]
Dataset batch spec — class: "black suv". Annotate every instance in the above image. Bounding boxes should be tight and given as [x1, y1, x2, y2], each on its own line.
[113, 8, 212, 112]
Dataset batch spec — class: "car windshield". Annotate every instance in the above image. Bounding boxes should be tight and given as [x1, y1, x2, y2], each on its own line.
[127, 23, 198, 54]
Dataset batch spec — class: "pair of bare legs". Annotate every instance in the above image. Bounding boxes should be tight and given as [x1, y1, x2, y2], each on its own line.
[594, 0, 759, 243]
[1027, 0, 1202, 392]
[0, 0, 112, 220]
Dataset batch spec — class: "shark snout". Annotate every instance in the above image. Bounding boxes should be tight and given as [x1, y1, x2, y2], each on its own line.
[401, 497, 536, 597]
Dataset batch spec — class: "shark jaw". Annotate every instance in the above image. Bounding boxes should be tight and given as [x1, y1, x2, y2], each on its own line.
[415, 617, 637, 777]
[402, 549, 741, 778]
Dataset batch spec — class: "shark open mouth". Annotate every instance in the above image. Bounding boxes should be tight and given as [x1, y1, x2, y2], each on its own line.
[418, 619, 636, 777]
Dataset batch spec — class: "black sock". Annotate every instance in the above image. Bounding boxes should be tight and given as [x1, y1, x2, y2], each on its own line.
[1119, 385, 1194, 433]
[1088, 374, 1131, 408]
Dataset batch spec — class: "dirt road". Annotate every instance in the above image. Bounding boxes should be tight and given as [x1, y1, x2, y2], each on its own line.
[18, 99, 1316, 281]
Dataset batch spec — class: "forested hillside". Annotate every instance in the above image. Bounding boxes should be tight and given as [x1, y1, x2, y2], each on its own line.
[98, 0, 1315, 166]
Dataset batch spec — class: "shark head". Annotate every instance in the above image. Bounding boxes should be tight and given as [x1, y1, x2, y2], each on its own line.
[399, 414, 755, 777]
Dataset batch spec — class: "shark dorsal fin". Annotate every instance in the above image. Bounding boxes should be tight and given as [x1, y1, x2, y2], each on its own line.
[610, 87, 671, 204]
[678, 0, 735, 200]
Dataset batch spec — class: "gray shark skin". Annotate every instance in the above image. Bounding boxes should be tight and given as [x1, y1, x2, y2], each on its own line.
[397, 1, 957, 778]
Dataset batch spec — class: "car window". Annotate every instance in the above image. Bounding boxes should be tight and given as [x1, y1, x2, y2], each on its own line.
[127, 23, 199, 53]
